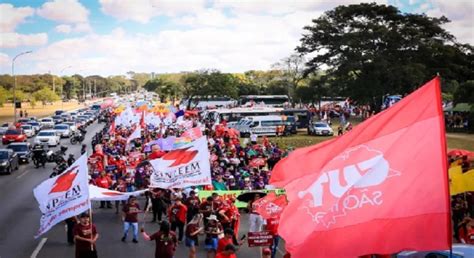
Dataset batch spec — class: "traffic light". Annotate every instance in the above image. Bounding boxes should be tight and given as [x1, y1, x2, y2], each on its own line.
[15, 101, 21, 108]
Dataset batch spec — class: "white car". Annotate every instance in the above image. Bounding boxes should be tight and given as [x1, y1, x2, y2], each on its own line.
[308, 121, 334, 136]
[63, 122, 78, 133]
[34, 130, 60, 146]
[53, 124, 71, 138]
[27, 121, 42, 133]
[20, 125, 35, 138]
[40, 118, 55, 129]
[0, 123, 10, 135]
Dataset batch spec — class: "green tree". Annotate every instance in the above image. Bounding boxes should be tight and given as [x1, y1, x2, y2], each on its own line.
[272, 53, 306, 101]
[297, 3, 473, 108]
[33, 87, 60, 106]
[8, 90, 27, 102]
[0, 86, 10, 107]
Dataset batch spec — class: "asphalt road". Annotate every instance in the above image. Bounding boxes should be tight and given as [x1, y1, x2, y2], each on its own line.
[0, 121, 286, 258]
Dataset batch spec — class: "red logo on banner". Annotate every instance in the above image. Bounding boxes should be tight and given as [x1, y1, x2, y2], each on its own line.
[162, 147, 198, 167]
[49, 166, 79, 194]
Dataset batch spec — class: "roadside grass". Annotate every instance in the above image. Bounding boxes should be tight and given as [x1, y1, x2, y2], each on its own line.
[0, 101, 85, 124]
[266, 131, 474, 151]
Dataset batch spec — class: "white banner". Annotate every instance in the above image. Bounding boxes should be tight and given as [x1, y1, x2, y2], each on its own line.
[33, 154, 90, 238]
[127, 127, 141, 143]
[145, 112, 162, 126]
[150, 136, 211, 189]
[89, 185, 147, 201]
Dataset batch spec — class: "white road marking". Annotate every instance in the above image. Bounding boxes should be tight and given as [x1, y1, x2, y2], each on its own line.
[16, 170, 30, 179]
[30, 237, 47, 258]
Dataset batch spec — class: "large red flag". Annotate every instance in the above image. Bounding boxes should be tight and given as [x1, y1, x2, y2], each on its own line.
[255, 192, 288, 220]
[270, 77, 450, 258]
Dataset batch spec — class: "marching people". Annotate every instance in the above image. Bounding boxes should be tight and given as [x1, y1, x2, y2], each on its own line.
[141, 221, 178, 258]
[168, 197, 188, 243]
[66, 216, 78, 245]
[185, 214, 204, 258]
[248, 194, 265, 232]
[121, 196, 141, 243]
[205, 214, 223, 258]
[73, 213, 99, 258]
[151, 188, 168, 223]
[95, 171, 113, 208]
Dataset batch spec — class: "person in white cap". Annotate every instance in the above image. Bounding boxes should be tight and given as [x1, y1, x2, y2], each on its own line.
[204, 214, 223, 258]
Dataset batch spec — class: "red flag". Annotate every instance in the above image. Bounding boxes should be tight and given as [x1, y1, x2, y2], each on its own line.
[181, 127, 203, 140]
[109, 119, 115, 135]
[270, 77, 450, 258]
[255, 192, 288, 220]
[140, 110, 145, 129]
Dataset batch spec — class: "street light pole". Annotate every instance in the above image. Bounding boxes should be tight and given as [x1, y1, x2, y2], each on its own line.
[12, 50, 32, 123]
[60, 66, 72, 110]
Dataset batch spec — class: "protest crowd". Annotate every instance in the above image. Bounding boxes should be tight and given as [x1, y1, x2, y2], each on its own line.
[78, 102, 291, 258]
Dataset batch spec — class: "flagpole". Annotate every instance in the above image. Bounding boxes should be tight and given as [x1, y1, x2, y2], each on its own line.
[88, 199, 94, 251]
[437, 75, 453, 257]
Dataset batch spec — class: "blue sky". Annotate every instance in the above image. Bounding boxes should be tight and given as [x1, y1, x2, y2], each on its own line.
[1, 0, 472, 76]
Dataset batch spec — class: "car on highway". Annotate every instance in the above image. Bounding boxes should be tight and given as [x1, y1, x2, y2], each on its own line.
[0, 149, 19, 174]
[52, 115, 64, 124]
[68, 111, 78, 120]
[34, 130, 60, 146]
[77, 115, 92, 125]
[54, 110, 65, 116]
[20, 124, 35, 138]
[53, 124, 71, 138]
[63, 121, 78, 133]
[75, 118, 87, 128]
[40, 118, 55, 129]
[27, 121, 42, 133]
[308, 121, 334, 136]
[0, 123, 10, 135]
[60, 113, 72, 122]
[2, 129, 27, 145]
[7, 142, 31, 163]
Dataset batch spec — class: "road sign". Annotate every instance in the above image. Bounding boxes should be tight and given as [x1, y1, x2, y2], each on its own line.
[248, 231, 273, 247]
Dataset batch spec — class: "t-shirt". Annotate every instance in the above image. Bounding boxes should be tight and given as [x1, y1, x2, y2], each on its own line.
[73, 223, 97, 252]
[123, 203, 140, 222]
[185, 196, 201, 213]
[205, 222, 223, 239]
[149, 231, 177, 258]
[200, 201, 213, 217]
[266, 217, 279, 235]
[169, 203, 187, 223]
[217, 237, 234, 253]
[215, 253, 237, 258]
[185, 223, 199, 241]
[250, 133, 257, 142]
[212, 180, 228, 191]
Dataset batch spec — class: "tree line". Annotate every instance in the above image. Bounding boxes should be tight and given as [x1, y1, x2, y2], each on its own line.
[0, 3, 472, 111]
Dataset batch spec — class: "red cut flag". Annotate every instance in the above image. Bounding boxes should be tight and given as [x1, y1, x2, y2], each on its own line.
[181, 127, 203, 140]
[140, 110, 146, 129]
[270, 77, 450, 258]
[255, 192, 288, 220]
[109, 119, 115, 135]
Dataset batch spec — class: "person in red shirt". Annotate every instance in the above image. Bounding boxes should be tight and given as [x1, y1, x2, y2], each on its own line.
[185, 190, 201, 223]
[200, 197, 213, 225]
[121, 196, 141, 243]
[215, 244, 237, 258]
[168, 198, 188, 242]
[73, 213, 99, 258]
[265, 217, 280, 258]
[95, 171, 113, 208]
[148, 144, 166, 160]
[142, 221, 177, 258]
[217, 228, 243, 254]
[185, 214, 204, 258]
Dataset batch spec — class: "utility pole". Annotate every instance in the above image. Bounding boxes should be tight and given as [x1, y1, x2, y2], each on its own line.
[12, 50, 32, 123]
[94, 80, 97, 98]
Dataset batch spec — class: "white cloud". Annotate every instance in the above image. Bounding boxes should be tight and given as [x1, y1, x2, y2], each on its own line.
[0, 3, 35, 33]
[425, 0, 473, 44]
[55, 24, 72, 33]
[0, 32, 48, 48]
[37, 0, 89, 23]
[176, 9, 231, 27]
[99, 0, 206, 23]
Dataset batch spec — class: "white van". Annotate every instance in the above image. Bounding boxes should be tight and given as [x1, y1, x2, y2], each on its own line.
[237, 115, 283, 137]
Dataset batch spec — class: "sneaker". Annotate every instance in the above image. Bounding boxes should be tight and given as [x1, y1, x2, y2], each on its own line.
[132, 239, 138, 243]
[121, 236, 126, 242]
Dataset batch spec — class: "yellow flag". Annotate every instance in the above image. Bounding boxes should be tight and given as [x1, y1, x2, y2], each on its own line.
[449, 166, 474, 195]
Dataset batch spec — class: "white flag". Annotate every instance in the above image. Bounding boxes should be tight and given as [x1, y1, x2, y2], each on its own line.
[89, 185, 147, 201]
[33, 154, 90, 238]
[150, 136, 211, 189]
[127, 127, 141, 143]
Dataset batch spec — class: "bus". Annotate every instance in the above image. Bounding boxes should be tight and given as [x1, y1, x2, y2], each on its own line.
[281, 109, 311, 129]
[239, 95, 290, 107]
[181, 96, 237, 109]
[203, 107, 283, 126]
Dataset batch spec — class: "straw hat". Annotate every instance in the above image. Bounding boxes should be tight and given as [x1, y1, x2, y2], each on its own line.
[207, 214, 218, 221]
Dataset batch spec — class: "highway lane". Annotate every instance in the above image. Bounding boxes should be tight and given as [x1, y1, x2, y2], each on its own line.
[0, 121, 103, 258]
[0, 120, 286, 258]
